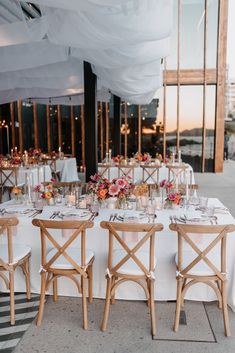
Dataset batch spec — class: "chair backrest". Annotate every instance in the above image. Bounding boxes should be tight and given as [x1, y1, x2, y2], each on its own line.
[0, 167, 19, 187]
[0, 217, 19, 268]
[32, 219, 93, 276]
[100, 221, 163, 277]
[42, 181, 82, 191]
[169, 223, 235, 279]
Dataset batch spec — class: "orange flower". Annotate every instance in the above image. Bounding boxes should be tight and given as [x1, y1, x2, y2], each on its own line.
[98, 189, 108, 199]
[44, 192, 53, 199]
[12, 186, 21, 195]
[47, 184, 53, 191]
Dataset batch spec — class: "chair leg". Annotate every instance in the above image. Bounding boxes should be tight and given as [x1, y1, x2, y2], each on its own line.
[101, 277, 112, 331]
[53, 276, 58, 302]
[81, 275, 88, 330]
[37, 272, 47, 326]
[9, 271, 15, 325]
[149, 280, 156, 336]
[87, 264, 93, 304]
[221, 280, 231, 337]
[25, 259, 31, 300]
[174, 278, 183, 332]
[146, 278, 151, 307]
[111, 276, 116, 305]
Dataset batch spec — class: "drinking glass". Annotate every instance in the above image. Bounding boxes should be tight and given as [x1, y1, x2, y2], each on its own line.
[147, 203, 156, 223]
[199, 197, 208, 209]
[55, 194, 63, 205]
[206, 206, 215, 217]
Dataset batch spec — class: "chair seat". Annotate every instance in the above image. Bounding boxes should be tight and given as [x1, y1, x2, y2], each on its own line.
[0, 244, 31, 265]
[46, 248, 94, 269]
[113, 249, 156, 276]
[175, 252, 219, 276]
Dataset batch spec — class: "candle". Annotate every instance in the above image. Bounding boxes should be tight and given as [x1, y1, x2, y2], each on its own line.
[58, 146, 61, 152]
[172, 152, 175, 164]
[178, 150, 181, 164]
[68, 195, 76, 206]
[15, 147, 17, 152]
[185, 171, 189, 200]
[175, 175, 179, 192]
[11, 149, 13, 158]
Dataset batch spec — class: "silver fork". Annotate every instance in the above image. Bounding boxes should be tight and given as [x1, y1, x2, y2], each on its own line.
[109, 214, 113, 221]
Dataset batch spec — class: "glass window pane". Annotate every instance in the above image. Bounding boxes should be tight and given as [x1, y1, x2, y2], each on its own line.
[49, 106, 58, 151]
[21, 102, 34, 150]
[179, 85, 203, 172]
[165, 86, 177, 158]
[140, 99, 159, 157]
[205, 85, 216, 171]
[61, 106, 71, 155]
[181, 0, 205, 69]
[207, 0, 219, 68]
[37, 104, 47, 152]
[167, 0, 178, 69]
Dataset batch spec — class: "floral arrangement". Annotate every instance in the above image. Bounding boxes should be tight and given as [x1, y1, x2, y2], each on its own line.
[33, 179, 59, 200]
[159, 179, 174, 190]
[135, 152, 151, 163]
[12, 186, 22, 195]
[133, 183, 149, 196]
[28, 148, 42, 158]
[88, 174, 134, 201]
[166, 192, 182, 205]
[112, 155, 124, 163]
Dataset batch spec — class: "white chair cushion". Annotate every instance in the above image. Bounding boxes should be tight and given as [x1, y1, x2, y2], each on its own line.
[0, 244, 31, 264]
[113, 249, 156, 276]
[46, 248, 94, 269]
[175, 251, 220, 276]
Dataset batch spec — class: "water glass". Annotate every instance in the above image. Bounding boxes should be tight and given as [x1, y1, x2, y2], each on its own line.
[206, 206, 215, 217]
[147, 204, 156, 222]
[199, 197, 208, 209]
[55, 194, 63, 205]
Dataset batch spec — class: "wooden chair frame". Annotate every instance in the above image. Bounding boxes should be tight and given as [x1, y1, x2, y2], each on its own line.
[0, 217, 31, 325]
[98, 163, 111, 179]
[100, 221, 163, 335]
[169, 223, 235, 336]
[0, 167, 21, 202]
[32, 219, 94, 329]
[140, 165, 161, 185]
[118, 165, 135, 180]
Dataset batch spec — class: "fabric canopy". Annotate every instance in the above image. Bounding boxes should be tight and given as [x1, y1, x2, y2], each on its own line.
[0, 0, 173, 105]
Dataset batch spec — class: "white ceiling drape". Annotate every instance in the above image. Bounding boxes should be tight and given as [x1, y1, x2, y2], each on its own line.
[0, 0, 173, 105]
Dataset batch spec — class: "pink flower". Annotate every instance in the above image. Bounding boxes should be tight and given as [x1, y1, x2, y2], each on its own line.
[33, 184, 41, 192]
[160, 179, 167, 188]
[109, 184, 120, 196]
[168, 193, 176, 201]
[116, 178, 126, 188]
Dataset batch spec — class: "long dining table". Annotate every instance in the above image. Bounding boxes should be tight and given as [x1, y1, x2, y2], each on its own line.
[1, 198, 235, 311]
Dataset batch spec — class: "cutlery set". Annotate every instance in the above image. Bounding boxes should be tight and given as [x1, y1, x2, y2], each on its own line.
[169, 215, 218, 224]
[49, 211, 99, 220]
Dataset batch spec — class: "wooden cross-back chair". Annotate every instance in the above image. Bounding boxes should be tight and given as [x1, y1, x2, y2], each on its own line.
[0, 217, 31, 325]
[42, 158, 61, 181]
[100, 221, 164, 335]
[169, 223, 235, 336]
[0, 167, 24, 202]
[32, 219, 94, 329]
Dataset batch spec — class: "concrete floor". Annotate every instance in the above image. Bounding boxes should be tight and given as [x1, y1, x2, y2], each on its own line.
[13, 161, 235, 353]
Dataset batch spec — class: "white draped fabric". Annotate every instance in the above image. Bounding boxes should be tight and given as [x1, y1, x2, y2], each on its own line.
[0, 0, 173, 104]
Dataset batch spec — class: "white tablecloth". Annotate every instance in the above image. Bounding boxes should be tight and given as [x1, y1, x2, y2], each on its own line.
[1, 198, 235, 310]
[98, 164, 195, 184]
[3, 165, 52, 187]
[54, 158, 78, 182]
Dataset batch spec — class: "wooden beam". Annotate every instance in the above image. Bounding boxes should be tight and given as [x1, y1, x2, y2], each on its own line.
[105, 102, 109, 153]
[70, 106, 75, 157]
[81, 105, 85, 168]
[33, 103, 38, 148]
[17, 100, 23, 152]
[46, 105, 51, 153]
[84, 61, 97, 181]
[57, 105, 62, 148]
[10, 102, 15, 148]
[164, 69, 217, 85]
[176, 0, 181, 153]
[202, 0, 208, 173]
[113, 95, 121, 156]
[124, 102, 128, 159]
[138, 105, 141, 154]
[99, 102, 104, 161]
[163, 59, 167, 160]
[214, 0, 228, 172]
